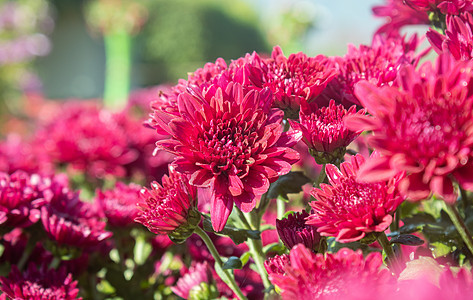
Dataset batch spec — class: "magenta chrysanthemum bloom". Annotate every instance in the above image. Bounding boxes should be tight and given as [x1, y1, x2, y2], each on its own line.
[0, 171, 57, 229]
[269, 244, 395, 300]
[96, 182, 141, 228]
[135, 166, 199, 241]
[345, 55, 473, 203]
[307, 154, 404, 243]
[171, 262, 217, 299]
[264, 254, 289, 276]
[244, 46, 337, 118]
[41, 187, 112, 250]
[319, 34, 421, 107]
[153, 79, 301, 231]
[36, 102, 137, 178]
[427, 12, 473, 61]
[276, 210, 322, 251]
[0, 134, 53, 175]
[372, 0, 429, 36]
[288, 100, 364, 164]
[0, 264, 81, 300]
[404, 0, 473, 14]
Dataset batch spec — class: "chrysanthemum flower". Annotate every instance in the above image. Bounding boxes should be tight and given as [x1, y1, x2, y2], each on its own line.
[135, 166, 199, 241]
[372, 0, 429, 36]
[427, 12, 473, 61]
[0, 134, 53, 175]
[153, 78, 300, 231]
[41, 187, 112, 250]
[244, 46, 337, 118]
[0, 264, 81, 300]
[96, 182, 141, 228]
[171, 262, 217, 299]
[36, 102, 137, 178]
[288, 100, 364, 164]
[269, 244, 395, 300]
[0, 171, 56, 229]
[319, 34, 421, 107]
[345, 54, 473, 203]
[264, 254, 289, 276]
[276, 210, 322, 251]
[307, 154, 404, 243]
[404, 0, 473, 14]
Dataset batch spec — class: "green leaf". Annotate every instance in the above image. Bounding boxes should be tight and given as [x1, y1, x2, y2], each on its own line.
[430, 242, 454, 257]
[240, 252, 251, 267]
[202, 217, 261, 244]
[267, 171, 310, 200]
[262, 242, 286, 255]
[223, 256, 243, 270]
[390, 234, 424, 246]
[134, 233, 153, 265]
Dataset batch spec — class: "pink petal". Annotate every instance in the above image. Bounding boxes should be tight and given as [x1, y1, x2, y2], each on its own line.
[210, 177, 234, 232]
[430, 176, 457, 204]
[357, 155, 399, 183]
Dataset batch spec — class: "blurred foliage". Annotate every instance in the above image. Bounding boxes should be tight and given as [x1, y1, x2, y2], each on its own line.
[137, 0, 270, 84]
[0, 0, 53, 122]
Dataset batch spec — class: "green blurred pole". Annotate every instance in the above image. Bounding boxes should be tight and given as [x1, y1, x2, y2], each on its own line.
[103, 29, 131, 110]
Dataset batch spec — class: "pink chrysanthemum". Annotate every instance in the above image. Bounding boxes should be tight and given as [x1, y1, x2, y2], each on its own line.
[0, 134, 53, 175]
[405, 0, 473, 14]
[427, 12, 473, 61]
[276, 210, 322, 251]
[0, 171, 60, 229]
[288, 100, 364, 164]
[135, 166, 199, 240]
[96, 182, 141, 228]
[269, 244, 395, 300]
[36, 102, 137, 178]
[147, 59, 228, 135]
[372, 0, 430, 36]
[244, 46, 337, 118]
[153, 78, 301, 231]
[345, 54, 473, 203]
[41, 187, 112, 250]
[319, 34, 421, 107]
[307, 154, 404, 243]
[171, 262, 217, 299]
[264, 254, 289, 276]
[0, 264, 81, 300]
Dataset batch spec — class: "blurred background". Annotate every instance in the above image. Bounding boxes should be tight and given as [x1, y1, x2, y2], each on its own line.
[0, 0, 382, 124]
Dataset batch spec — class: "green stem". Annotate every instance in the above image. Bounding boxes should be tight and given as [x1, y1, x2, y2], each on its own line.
[377, 232, 402, 276]
[17, 236, 38, 270]
[245, 211, 271, 290]
[276, 196, 285, 220]
[103, 29, 132, 110]
[194, 227, 248, 300]
[49, 257, 61, 269]
[247, 237, 271, 289]
[444, 202, 473, 256]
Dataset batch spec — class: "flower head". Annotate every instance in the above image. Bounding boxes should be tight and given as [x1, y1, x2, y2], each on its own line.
[372, 0, 429, 36]
[36, 102, 137, 178]
[96, 182, 141, 228]
[245, 46, 336, 118]
[345, 54, 473, 203]
[319, 34, 421, 107]
[0, 171, 60, 229]
[404, 0, 473, 14]
[268, 244, 395, 300]
[0, 264, 81, 300]
[41, 186, 112, 251]
[288, 100, 364, 164]
[171, 262, 218, 300]
[153, 78, 300, 231]
[135, 166, 199, 241]
[307, 154, 404, 243]
[276, 210, 322, 251]
[427, 12, 473, 61]
[264, 254, 289, 276]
